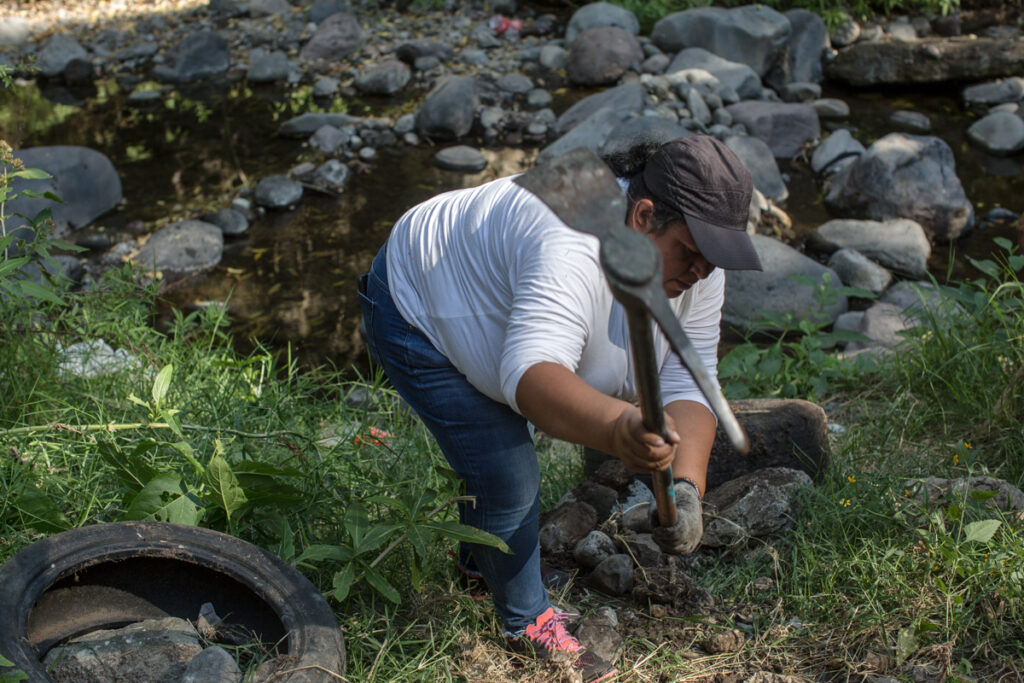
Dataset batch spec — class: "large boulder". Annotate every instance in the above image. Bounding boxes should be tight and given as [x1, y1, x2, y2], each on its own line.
[827, 36, 1024, 86]
[723, 234, 847, 333]
[152, 31, 229, 83]
[724, 101, 820, 159]
[600, 117, 690, 162]
[824, 133, 973, 241]
[299, 11, 364, 62]
[555, 81, 645, 136]
[651, 6, 791, 78]
[36, 34, 88, 78]
[538, 106, 623, 165]
[415, 76, 477, 140]
[566, 26, 644, 86]
[666, 48, 762, 101]
[565, 2, 640, 44]
[354, 60, 411, 95]
[724, 135, 788, 203]
[807, 218, 931, 278]
[765, 9, 829, 90]
[702, 467, 813, 548]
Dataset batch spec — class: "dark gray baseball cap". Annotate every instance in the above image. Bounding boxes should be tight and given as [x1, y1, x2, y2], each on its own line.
[643, 136, 762, 271]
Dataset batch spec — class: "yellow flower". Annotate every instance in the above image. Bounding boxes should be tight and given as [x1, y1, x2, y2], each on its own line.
[847, 475, 856, 483]
[953, 454, 959, 464]
[839, 498, 851, 507]
[965, 442, 973, 449]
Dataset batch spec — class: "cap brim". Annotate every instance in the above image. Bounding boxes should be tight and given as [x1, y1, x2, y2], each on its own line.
[685, 214, 763, 271]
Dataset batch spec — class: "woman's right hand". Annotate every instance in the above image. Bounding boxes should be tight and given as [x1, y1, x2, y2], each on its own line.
[610, 406, 679, 473]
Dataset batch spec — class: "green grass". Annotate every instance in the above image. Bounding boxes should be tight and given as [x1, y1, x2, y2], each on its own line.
[1, 240, 1022, 680]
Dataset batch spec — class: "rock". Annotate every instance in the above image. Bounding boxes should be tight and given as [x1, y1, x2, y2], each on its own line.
[830, 13, 860, 48]
[63, 57, 94, 85]
[685, 88, 712, 126]
[575, 609, 622, 664]
[765, 9, 829, 90]
[8, 146, 122, 238]
[724, 101, 820, 159]
[566, 26, 644, 87]
[181, 646, 241, 683]
[619, 502, 653, 533]
[630, 561, 713, 611]
[824, 133, 973, 241]
[539, 501, 597, 553]
[0, 17, 32, 47]
[808, 218, 930, 278]
[277, 112, 362, 137]
[623, 534, 662, 567]
[555, 82, 645, 136]
[415, 76, 477, 140]
[827, 37, 1024, 86]
[844, 302, 910, 352]
[313, 75, 339, 97]
[811, 97, 850, 120]
[153, 31, 230, 83]
[354, 60, 411, 95]
[538, 106, 623, 165]
[702, 467, 814, 548]
[588, 553, 634, 595]
[247, 50, 290, 83]
[43, 617, 202, 682]
[574, 530, 617, 570]
[202, 208, 249, 236]
[601, 116, 690, 161]
[706, 399, 830, 489]
[496, 73, 532, 95]
[667, 48, 761, 101]
[889, 109, 931, 132]
[967, 111, 1024, 156]
[313, 159, 351, 189]
[723, 235, 847, 333]
[704, 628, 745, 653]
[249, 0, 290, 17]
[299, 11, 363, 62]
[432, 146, 487, 173]
[309, 0, 351, 24]
[651, 6, 791, 78]
[880, 280, 960, 321]
[827, 248, 893, 294]
[904, 475, 1024, 513]
[134, 220, 224, 275]
[779, 81, 821, 103]
[725, 135, 787, 203]
[37, 34, 88, 78]
[58, 339, 141, 378]
[963, 77, 1024, 107]
[886, 19, 918, 42]
[526, 88, 552, 108]
[642, 53, 669, 74]
[565, 2, 640, 45]
[570, 480, 619, 523]
[810, 128, 863, 175]
[309, 124, 349, 153]
[395, 39, 454, 64]
[539, 44, 569, 70]
[254, 175, 303, 209]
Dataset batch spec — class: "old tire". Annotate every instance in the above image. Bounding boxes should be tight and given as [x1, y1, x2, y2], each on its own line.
[0, 521, 344, 682]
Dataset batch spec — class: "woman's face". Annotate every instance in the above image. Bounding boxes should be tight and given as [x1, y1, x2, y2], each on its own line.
[630, 199, 714, 298]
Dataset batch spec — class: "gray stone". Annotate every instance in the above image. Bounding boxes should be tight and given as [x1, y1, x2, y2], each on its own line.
[58, 339, 141, 378]
[724, 101, 820, 159]
[254, 175, 303, 209]
[395, 39, 453, 64]
[432, 146, 488, 173]
[309, 0, 350, 24]
[702, 467, 813, 548]
[415, 76, 477, 140]
[601, 115, 689, 166]
[844, 302, 911, 352]
[565, 2, 640, 44]
[588, 554, 634, 595]
[833, 310, 864, 339]
[811, 97, 850, 120]
[539, 501, 597, 553]
[825, 133, 973, 241]
[153, 31, 230, 83]
[827, 248, 893, 294]
[575, 609, 623, 664]
[0, 17, 32, 47]
[527, 88, 552, 108]
[555, 81, 645, 135]
[963, 77, 1024, 107]
[249, 0, 290, 17]
[706, 399, 830, 489]
[539, 106, 622, 165]
[886, 20, 918, 42]
[570, 480, 619, 523]
[393, 113, 416, 135]
[724, 135, 787, 203]
[566, 26, 644, 87]
[904, 475, 1024, 513]
[181, 646, 241, 683]
[313, 75, 340, 97]
[358, 147, 376, 162]
[202, 208, 249, 236]
[619, 502, 653, 533]
[642, 53, 669, 74]
[810, 128, 863, 175]
[827, 37, 1024, 87]
[779, 81, 821, 103]
[766, 9, 829, 90]
[496, 72, 532, 95]
[880, 280, 962, 322]
[44, 617, 202, 682]
[686, 88, 712, 126]
[808, 218, 931, 278]
[667, 48, 762, 101]
[313, 159, 352, 189]
[967, 111, 1024, 156]
[277, 112, 362, 137]
[354, 60, 410, 95]
[830, 13, 860, 48]
[651, 6, 791, 77]
[248, 50, 292, 83]
[889, 109, 931, 132]
[724, 235, 847, 332]
[37, 34, 88, 78]
[134, 220, 224, 275]
[539, 44, 569, 70]
[299, 11, 363, 62]
[623, 534, 662, 567]
[574, 530, 617, 570]
[309, 124, 348, 153]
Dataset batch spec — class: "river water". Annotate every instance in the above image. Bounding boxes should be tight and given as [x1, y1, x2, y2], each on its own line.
[2, 76, 1021, 374]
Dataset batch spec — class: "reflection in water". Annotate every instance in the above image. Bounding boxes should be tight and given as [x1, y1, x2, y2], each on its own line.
[2, 78, 1022, 375]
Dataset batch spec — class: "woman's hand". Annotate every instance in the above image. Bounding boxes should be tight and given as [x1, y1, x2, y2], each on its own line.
[610, 406, 679, 473]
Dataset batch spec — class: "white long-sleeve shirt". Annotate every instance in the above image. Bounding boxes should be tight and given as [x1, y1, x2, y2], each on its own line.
[385, 175, 724, 418]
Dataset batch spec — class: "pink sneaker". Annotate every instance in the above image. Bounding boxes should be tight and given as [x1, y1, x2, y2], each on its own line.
[508, 607, 617, 682]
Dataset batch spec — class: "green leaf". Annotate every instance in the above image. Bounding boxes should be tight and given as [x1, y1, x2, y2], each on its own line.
[232, 461, 303, 478]
[233, 474, 304, 507]
[10, 279, 62, 304]
[363, 565, 401, 604]
[151, 364, 173, 405]
[161, 409, 183, 438]
[332, 565, 355, 601]
[203, 455, 247, 522]
[406, 525, 430, 560]
[969, 490, 999, 503]
[343, 504, 369, 546]
[97, 440, 157, 492]
[895, 625, 918, 666]
[354, 523, 403, 555]
[122, 473, 200, 525]
[11, 167, 51, 180]
[296, 544, 355, 565]
[963, 519, 1001, 544]
[421, 521, 511, 553]
[365, 495, 411, 515]
[15, 487, 70, 533]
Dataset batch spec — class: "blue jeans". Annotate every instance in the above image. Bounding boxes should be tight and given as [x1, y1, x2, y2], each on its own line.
[357, 244, 549, 634]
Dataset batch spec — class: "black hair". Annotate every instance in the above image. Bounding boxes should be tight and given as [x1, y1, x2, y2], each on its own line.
[600, 140, 684, 234]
